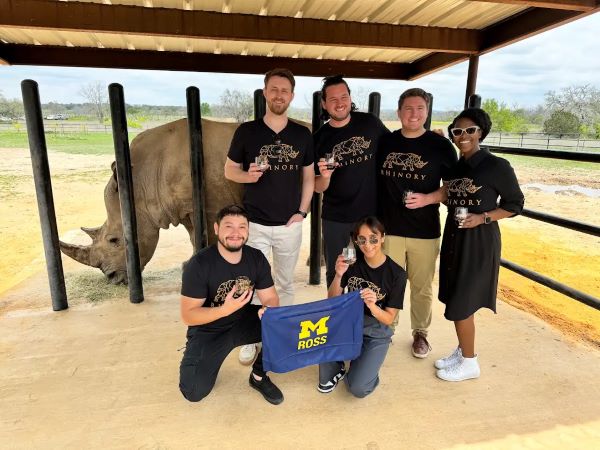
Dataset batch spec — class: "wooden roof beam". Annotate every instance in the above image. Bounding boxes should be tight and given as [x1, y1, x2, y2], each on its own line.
[468, 1, 597, 12]
[0, 43, 413, 79]
[0, 0, 481, 53]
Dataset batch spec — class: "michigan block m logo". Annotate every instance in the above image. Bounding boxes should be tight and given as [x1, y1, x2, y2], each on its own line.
[297, 316, 330, 349]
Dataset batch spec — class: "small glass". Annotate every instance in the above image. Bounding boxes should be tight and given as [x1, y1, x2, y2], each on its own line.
[342, 246, 357, 265]
[325, 152, 336, 170]
[454, 207, 468, 227]
[403, 190, 414, 205]
[255, 155, 269, 172]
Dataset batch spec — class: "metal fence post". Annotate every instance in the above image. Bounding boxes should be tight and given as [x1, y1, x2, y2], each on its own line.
[309, 91, 324, 285]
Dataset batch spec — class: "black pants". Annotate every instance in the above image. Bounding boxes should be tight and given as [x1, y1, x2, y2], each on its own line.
[179, 305, 265, 402]
[323, 219, 356, 288]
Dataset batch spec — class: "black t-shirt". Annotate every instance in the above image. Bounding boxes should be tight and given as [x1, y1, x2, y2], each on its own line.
[228, 119, 314, 226]
[313, 112, 390, 222]
[341, 256, 406, 318]
[377, 130, 458, 238]
[181, 245, 274, 334]
[446, 148, 524, 215]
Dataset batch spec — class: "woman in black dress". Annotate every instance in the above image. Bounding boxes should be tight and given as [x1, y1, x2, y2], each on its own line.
[436, 108, 524, 382]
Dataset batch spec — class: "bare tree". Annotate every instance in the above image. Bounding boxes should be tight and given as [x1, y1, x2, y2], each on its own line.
[219, 89, 253, 122]
[351, 86, 369, 111]
[544, 84, 600, 128]
[78, 81, 108, 123]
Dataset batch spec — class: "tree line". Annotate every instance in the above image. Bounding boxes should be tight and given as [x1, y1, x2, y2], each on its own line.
[2, 83, 600, 137]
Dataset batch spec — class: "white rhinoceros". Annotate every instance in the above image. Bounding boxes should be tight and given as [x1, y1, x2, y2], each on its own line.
[59, 118, 243, 284]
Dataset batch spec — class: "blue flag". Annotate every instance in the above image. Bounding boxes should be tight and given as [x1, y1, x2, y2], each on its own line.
[261, 291, 364, 373]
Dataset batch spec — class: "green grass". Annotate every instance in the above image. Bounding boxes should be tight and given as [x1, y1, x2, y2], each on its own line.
[501, 153, 600, 173]
[0, 131, 138, 155]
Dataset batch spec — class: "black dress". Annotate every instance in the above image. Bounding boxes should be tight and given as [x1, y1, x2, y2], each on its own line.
[439, 149, 524, 321]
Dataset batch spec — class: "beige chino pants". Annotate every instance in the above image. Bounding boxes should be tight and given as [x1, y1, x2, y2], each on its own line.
[383, 235, 440, 336]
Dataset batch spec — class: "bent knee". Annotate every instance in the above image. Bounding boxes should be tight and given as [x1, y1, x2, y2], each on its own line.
[180, 384, 212, 402]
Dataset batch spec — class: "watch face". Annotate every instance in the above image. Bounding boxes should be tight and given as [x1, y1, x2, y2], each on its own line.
[485, 214, 491, 224]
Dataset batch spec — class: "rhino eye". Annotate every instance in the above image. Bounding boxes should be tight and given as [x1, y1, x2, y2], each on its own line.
[108, 237, 120, 246]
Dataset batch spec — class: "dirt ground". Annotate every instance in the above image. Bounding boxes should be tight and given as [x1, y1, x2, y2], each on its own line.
[1, 146, 599, 448]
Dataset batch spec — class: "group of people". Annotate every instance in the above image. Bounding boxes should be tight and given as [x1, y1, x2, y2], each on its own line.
[178, 68, 525, 405]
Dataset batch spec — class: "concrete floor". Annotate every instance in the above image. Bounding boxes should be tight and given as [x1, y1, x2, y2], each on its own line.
[1, 226, 599, 449]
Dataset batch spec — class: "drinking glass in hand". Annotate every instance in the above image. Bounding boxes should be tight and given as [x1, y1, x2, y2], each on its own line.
[325, 152, 336, 170]
[343, 247, 357, 265]
[255, 155, 269, 172]
[403, 190, 414, 205]
[454, 207, 468, 227]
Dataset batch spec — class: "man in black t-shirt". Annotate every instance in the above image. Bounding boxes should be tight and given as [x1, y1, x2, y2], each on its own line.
[377, 88, 458, 359]
[178, 205, 284, 405]
[314, 75, 389, 287]
[225, 68, 314, 364]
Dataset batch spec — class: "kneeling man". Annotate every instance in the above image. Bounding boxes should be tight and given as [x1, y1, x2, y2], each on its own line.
[178, 205, 283, 404]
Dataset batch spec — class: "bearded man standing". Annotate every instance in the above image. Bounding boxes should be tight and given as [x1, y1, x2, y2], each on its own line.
[313, 75, 389, 287]
[225, 68, 314, 364]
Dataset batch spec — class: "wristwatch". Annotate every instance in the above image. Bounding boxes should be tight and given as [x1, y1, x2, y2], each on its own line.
[296, 210, 307, 218]
[483, 212, 492, 224]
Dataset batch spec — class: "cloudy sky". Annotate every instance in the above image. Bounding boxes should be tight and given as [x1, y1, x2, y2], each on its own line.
[1, 12, 598, 111]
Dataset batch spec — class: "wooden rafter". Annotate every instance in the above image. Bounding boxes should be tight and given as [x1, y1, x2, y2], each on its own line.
[0, 43, 413, 79]
[469, 0, 597, 12]
[0, 0, 481, 53]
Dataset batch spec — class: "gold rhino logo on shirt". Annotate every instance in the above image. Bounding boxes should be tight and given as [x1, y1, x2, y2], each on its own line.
[259, 143, 299, 163]
[332, 136, 371, 160]
[382, 153, 429, 171]
[213, 276, 253, 306]
[448, 178, 482, 197]
[347, 276, 386, 301]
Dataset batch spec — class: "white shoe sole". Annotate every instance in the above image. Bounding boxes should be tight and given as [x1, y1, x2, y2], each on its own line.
[436, 369, 480, 382]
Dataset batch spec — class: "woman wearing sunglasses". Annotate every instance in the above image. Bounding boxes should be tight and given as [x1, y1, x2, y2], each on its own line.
[318, 216, 407, 397]
[436, 108, 524, 382]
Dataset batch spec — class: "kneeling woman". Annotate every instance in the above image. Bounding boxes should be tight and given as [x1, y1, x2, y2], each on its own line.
[436, 108, 524, 382]
[318, 216, 407, 397]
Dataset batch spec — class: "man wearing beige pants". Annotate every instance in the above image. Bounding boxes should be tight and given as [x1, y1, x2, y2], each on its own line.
[377, 88, 457, 358]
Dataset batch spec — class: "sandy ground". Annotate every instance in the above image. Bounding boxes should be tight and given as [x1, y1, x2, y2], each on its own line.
[1, 146, 599, 448]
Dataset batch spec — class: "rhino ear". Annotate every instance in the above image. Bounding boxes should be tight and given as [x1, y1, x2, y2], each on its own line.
[110, 161, 118, 192]
[81, 226, 101, 242]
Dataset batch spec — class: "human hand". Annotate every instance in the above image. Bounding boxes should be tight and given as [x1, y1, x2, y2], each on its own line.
[258, 305, 268, 320]
[334, 254, 350, 277]
[360, 288, 377, 307]
[405, 192, 429, 209]
[221, 287, 252, 315]
[285, 213, 304, 227]
[458, 213, 485, 229]
[247, 163, 265, 183]
[317, 159, 335, 178]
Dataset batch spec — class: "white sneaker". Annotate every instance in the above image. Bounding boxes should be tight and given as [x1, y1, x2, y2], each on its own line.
[436, 356, 480, 382]
[239, 344, 258, 365]
[434, 347, 463, 369]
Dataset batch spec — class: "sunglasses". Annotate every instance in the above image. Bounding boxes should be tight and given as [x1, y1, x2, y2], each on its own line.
[355, 236, 380, 246]
[450, 126, 480, 137]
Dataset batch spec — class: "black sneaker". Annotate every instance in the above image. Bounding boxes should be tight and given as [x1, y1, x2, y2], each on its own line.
[317, 367, 346, 394]
[249, 373, 284, 405]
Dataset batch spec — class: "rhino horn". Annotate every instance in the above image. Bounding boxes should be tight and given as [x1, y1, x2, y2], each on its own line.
[81, 226, 101, 241]
[59, 241, 93, 267]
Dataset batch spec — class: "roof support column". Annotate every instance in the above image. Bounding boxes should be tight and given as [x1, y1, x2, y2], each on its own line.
[464, 55, 479, 109]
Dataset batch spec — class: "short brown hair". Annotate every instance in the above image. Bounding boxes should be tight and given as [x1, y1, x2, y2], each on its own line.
[264, 68, 296, 91]
[398, 88, 430, 109]
[352, 216, 386, 240]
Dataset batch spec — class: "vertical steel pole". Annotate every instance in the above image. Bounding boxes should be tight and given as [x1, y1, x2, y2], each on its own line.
[108, 83, 144, 303]
[21, 79, 68, 311]
[464, 55, 480, 109]
[468, 94, 482, 109]
[254, 89, 266, 120]
[368, 92, 381, 118]
[309, 91, 324, 285]
[424, 93, 434, 130]
[186, 86, 207, 253]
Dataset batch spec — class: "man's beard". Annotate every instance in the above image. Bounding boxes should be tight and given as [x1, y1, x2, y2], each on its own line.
[267, 99, 290, 116]
[218, 236, 247, 252]
[329, 108, 350, 122]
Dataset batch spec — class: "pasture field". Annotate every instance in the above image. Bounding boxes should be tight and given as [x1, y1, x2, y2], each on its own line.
[0, 130, 599, 346]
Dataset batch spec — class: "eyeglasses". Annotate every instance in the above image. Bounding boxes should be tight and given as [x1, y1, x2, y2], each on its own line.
[450, 126, 480, 137]
[355, 236, 380, 246]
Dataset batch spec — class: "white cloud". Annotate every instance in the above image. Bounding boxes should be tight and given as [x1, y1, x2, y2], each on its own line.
[1, 13, 598, 111]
